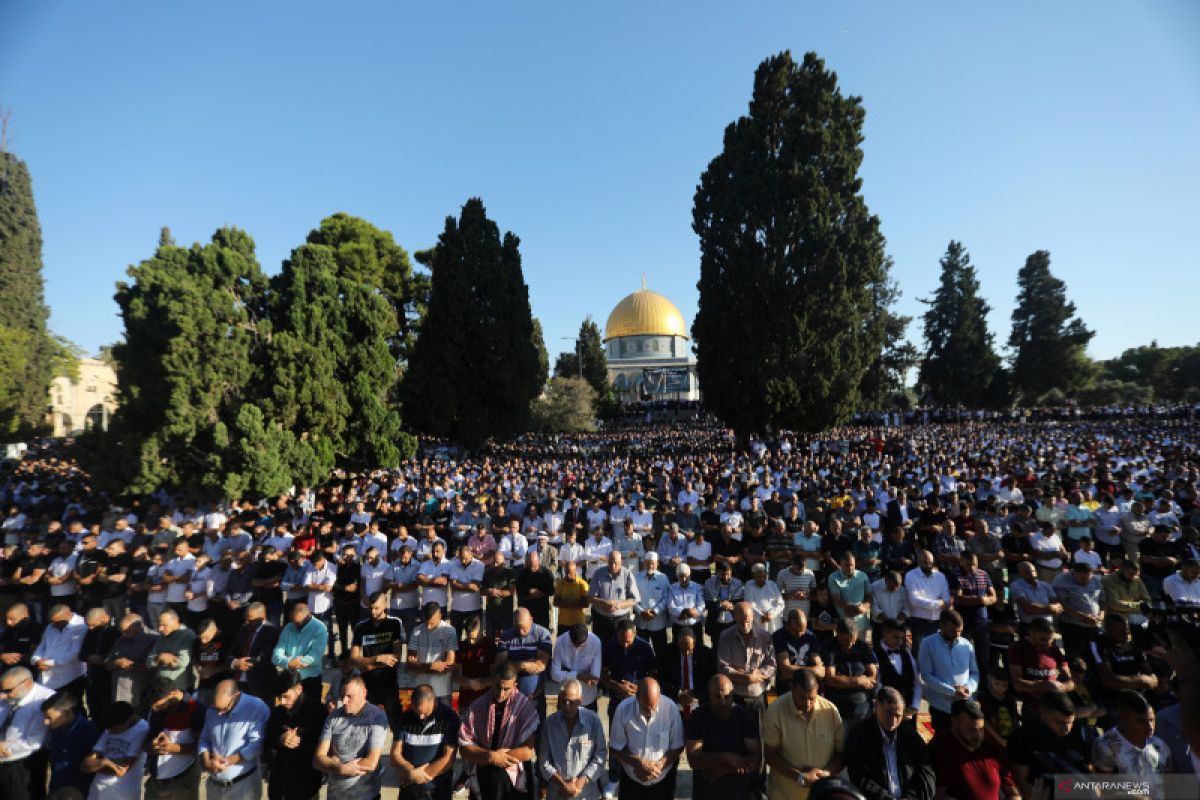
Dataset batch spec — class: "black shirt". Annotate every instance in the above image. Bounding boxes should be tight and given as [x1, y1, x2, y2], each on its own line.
[516, 566, 554, 627]
[252, 559, 286, 606]
[1007, 718, 1092, 779]
[685, 702, 756, 752]
[353, 615, 405, 700]
[821, 640, 877, 707]
[334, 559, 361, 604]
[391, 703, 461, 790]
[482, 565, 516, 617]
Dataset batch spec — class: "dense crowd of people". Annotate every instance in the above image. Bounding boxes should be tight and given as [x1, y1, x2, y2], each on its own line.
[1, 410, 1199, 800]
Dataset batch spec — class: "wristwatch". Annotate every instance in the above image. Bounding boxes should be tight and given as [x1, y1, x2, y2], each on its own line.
[797, 766, 811, 787]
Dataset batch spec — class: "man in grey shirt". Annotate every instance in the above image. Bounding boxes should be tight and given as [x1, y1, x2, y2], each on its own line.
[315, 675, 388, 799]
[588, 552, 641, 644]
[539, 679, 609, 800]
[1009, 561, 1062, 624]
[104, 613, 156, 711]
[1051, 562, 1104, 660]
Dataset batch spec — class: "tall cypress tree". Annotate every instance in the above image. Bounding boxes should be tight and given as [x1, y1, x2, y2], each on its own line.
[1008, 250, 1094, 399]
[0, 149, 54, 435]
[404, 198, 542, 447]
[693, 51, 891, 438]
[919, 241, 1000, 406]
[554, 317, 609, 396]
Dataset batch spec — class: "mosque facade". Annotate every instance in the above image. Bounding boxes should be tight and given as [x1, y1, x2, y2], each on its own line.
[602, 281, 700, 401]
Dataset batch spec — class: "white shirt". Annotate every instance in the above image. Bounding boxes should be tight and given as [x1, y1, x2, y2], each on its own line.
[558, 541, 585, 569]
[30, 614, 87, 689]
[743, 579, 785, 632]
[303, 561, 338, 614]
[583, 537, 613, 575]
[549, 631, 603, 706]
[186, 566, 214, 613]
[667, 580, 706, 626]
[0, 681, 55, 763]
[870, 578, 911, 623]
[686, 540, 712, 568]
[905, 568, 951, 621]
[417, 558, 451, 607]
[499, 532, 529, 563]
[1163, 573, 1200, 606]
[609, 694, 685, 786]
[87, 719, 150, 799]
[1030, 531, 1065, 569]
[634, 570, 670, 631]
[448, 558, 485, 612]
[356, 531, 389, 559]
[48, 554, 78, 596]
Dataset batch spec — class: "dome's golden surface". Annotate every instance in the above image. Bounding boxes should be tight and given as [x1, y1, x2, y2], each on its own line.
[604, 288, 689, 342]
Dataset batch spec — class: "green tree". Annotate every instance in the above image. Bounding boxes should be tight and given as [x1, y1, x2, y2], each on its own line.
[303, 213, 428, 370]
[108, 227, 270, 497]
[265, 218, 416, 482]
[0, 149, 54, 435]
[553, 317, 609, 396]
[918, 241, 1001, 406]
[530, 377, 597, 433]
[531, 318, 549, 391]
[859, 280, 917, 410]
[693, 51, 892, 438]
[1008, 250, 1094, 399]
[404, 198, 543, 447]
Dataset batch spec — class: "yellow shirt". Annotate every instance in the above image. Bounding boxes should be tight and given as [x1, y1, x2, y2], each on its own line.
[554, 576, 590, 627]
[762, 693, 843, 800]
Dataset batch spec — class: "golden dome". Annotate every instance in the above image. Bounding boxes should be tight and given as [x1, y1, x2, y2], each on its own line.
[604, 286, 689, 342]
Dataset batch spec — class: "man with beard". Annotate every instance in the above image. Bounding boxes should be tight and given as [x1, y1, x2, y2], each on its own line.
[929, 700, 1020, 800]
[263, 672, 326, 800]
[333, 545, 362, 663]
[391, 683, 461, 800]
[772, 609, 823, 694]
[459, 662, 540, 800]
[142, 677, 205, 799]
[227, 602, 281, 701]
[350, 591, 404, 711]
[683, 675, 760, 800]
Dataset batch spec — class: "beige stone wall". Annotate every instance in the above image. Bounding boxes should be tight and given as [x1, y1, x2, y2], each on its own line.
[49, 358, 118, 436]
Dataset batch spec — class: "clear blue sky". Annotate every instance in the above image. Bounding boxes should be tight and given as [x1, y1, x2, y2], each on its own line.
[3, 1, 1198, 363]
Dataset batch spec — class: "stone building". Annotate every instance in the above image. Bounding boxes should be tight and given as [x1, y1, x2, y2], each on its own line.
[49, 357, 117, 436]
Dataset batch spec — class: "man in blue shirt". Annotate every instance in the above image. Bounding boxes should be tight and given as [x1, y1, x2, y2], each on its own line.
[41, 689, 100, 795]
[198, 678, 271, 799]
[272, 602, 329, 699]
[918, 609, 979, 735]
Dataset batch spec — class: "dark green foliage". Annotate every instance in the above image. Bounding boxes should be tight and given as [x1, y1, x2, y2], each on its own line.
[918, 241, 1001, 406]
[693, 51, 892, 437]
[531, 318, 549, 391]
[1008, 250, 1094, 399]
[0, 151, 54, 436]
[265, 217, 417, 481]
[1098, 341, 1200, 401]
[859, 277, 917, 410]
[303, 213, 429, 370]
[403, 198, 543, 447]
[553, 317, 609, 397]
[108, 228, 271, 497]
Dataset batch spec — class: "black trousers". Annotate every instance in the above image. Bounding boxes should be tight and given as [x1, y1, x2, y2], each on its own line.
[592, 613, 617, 644]
[617, 767, 677, 800]
[0, 753, 47, 800]
[475, 764, 529, 800]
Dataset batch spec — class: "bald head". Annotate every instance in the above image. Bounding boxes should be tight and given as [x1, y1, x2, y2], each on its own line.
[636, 677, 661, 717]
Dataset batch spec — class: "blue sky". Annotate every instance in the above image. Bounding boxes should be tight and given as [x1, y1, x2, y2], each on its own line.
[2, 1, 1198, 363]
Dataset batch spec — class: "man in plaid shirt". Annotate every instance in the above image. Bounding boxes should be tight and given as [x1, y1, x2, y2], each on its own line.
[949, 552, 997, 674]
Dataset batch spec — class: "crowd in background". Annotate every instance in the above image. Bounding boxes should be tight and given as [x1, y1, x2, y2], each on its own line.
[1, 409, 1199, 800]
